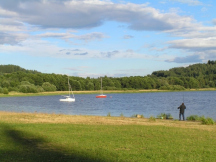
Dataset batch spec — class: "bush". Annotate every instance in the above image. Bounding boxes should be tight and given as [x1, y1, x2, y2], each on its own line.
[166, 113, 173, 119]
[36, 86, 44, 92]
[19, 85, 38, 93]
[188, 115, 215, 125]
[157, 113, 173, 119]
[19, 81, 40, 93]
[149, 116, 156, 121]
[201, 117, 215, 125]
[187, 115, 199, 121]
[157, 113, 166, 119]
[3, 88, 9, 94]
[186, 115, 205, 121]
[42, 82, 56, 92]
[8, 87, 19, 92]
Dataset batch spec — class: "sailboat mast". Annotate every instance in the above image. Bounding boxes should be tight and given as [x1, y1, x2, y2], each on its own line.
[183, 93, 184, 103]
[100, 77, 102, 95]
[68, 76, 70, 96]
[101, 78, 103, 95]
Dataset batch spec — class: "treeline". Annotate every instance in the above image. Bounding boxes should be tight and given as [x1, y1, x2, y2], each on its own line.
[151, 60, 216, 78]
[0, 64, 40, 74]
[1, 61, 216, 94]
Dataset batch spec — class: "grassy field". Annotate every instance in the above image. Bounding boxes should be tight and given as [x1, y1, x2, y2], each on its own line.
[0, 111, 216, 161]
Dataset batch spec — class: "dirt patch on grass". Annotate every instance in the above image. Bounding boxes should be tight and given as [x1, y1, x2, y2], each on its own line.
[0, 111, 215, 131]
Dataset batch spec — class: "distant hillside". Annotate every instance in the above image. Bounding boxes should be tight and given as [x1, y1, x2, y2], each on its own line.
[1, 61, 216, 94]
[150, 60, 216, 78]
[0, 65, 40, 74]
[2, 61, 216, 77]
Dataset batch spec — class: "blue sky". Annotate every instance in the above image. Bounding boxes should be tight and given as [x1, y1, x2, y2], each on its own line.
[1, 0, 216, 78]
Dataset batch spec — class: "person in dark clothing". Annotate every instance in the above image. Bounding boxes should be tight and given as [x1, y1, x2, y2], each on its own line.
[178, 103, 186, 120]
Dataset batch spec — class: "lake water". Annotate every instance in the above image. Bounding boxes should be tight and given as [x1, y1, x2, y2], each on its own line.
[0, 91, 216, 120]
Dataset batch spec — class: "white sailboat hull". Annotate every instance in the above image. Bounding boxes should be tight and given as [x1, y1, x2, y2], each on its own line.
[59, 97, 75, 102]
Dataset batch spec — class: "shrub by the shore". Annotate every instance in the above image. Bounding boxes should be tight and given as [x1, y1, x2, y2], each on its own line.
[187, 115, 215, 125]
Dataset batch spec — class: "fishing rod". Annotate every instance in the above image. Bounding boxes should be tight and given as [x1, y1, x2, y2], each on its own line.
[183, 93, 185, 106]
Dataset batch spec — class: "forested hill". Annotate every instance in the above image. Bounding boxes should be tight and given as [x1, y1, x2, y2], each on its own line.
[0, 65, 40, 74]
[151, 60, 216, 78]
[0, 61, 216, 94]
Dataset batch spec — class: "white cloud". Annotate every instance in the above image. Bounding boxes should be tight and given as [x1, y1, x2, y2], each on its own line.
[169, 0, 203, 6]
[169, 37, 216, 50]
[123, 35, 134, 39]
[213, 19, 216, 25]
[0, 0, 210, 46]
[0, 32, 28, 45]
[0, 6, 17, 17]
[167, 37, 216, 63]
[166, 55, 202, 63]
[0, 0, 201, 31]
[168, 27, 216, 39]
[37, 32, 107, 42]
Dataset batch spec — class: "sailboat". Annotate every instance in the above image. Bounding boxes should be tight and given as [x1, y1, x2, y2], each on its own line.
[59, 76, 75, 102]
[96, 77, 107, 98]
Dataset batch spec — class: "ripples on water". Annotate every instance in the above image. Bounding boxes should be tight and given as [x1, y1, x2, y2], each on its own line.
[0, 91, 216, 120]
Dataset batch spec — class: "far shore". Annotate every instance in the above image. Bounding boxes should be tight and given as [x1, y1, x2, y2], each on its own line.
[1, 88, 216, 97]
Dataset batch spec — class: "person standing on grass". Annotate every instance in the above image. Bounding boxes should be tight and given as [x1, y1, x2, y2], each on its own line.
[178, 103, 186, 121]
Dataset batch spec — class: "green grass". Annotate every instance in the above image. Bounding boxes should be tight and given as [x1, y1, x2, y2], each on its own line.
[1, 122, 216, 161]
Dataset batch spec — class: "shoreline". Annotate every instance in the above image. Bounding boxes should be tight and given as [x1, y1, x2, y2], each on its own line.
[1, 88, 216, 97]
[0, 111, 215, 131]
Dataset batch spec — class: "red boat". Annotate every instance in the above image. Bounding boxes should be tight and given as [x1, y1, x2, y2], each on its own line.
[96, 94, 107, 98]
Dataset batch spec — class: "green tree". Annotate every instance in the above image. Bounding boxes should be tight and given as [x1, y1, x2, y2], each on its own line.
[19, 81, 39, 93]
[42, 82, 56, 91]
[168, 77, 184, 86]
[93, 79, 100, 90]
[188, 77, 200, 89]
[86, 82, 94, 90]
[70, 80, 82, 91]
[114, 80, 122, 89]
[1, 80, 10, 88]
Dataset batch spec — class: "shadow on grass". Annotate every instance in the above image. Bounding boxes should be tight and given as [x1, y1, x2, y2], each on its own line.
[0, 124, 108, 162]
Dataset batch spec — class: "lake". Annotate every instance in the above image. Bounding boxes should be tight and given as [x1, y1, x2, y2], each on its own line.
[0, 91, 216, 120]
